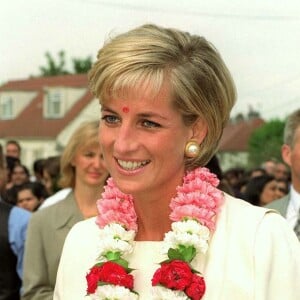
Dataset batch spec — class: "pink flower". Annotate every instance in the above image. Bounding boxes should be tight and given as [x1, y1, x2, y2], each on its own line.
[96, 178, 137, 231]
[170, 205, 216, 230]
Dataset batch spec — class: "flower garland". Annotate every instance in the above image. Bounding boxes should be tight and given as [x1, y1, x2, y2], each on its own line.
[86, 167, 224, 300]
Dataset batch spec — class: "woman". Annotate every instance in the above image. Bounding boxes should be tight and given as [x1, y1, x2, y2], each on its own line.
[16, 181, 48, 212]
[243, 174, 278, 206]
[275, 178, 289, 199]
[22, 121, 109, 300]
[41, 156, 61, 196]
[54, 24, 300, 300]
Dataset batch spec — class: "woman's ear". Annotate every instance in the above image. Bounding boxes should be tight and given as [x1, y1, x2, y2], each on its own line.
[191, 118, 208, 144]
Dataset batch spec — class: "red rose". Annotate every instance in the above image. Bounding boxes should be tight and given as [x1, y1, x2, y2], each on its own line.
[86, 265, 103, 294]
[152, 260, 193, 291]
[86, 262, 134, 294]
[185, 274, 206, 300]
[100, 262, 134, 289]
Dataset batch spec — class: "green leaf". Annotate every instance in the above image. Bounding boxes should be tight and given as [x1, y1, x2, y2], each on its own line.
[168, 248, 184, 260]
[104, 251, 121, 261]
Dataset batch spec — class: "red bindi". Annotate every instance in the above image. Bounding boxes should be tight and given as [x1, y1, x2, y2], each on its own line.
[122, 106, 129, 113]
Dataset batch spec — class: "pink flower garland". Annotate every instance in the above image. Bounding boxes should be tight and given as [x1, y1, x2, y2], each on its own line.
[87, 167, 224, 299]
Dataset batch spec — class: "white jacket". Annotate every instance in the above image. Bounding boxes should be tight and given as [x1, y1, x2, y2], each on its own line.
[54, 194, 300, 299]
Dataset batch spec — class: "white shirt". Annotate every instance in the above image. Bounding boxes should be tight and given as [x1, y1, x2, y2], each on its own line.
[54, 194, 300, 300]
[286, 185, 300, 228]
[38, 188, 72, 210]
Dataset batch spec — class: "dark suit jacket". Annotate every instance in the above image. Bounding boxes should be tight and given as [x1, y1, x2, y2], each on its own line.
[266, 194, 290, 217]
[22, 192, 83, 300]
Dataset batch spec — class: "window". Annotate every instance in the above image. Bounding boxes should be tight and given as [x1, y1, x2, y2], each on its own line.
[0, 97, 13, 119]
[46, 91, 62, 118]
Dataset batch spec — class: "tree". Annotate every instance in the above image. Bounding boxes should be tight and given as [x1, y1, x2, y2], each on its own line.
[248, 119, 285, 168]
[39, 50, 69, 76]
[39, 51, 93, 76]
[72, 56, 93, 74]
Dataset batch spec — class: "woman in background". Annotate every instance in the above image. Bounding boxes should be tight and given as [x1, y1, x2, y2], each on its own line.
[243, 174, 278, 206]
[22, 120, 109, 300]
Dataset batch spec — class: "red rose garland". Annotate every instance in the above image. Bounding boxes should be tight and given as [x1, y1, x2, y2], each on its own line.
[86, 167, 223, 299]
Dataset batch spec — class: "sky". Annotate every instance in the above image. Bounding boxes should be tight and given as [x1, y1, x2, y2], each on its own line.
[1, 0, 300, 120]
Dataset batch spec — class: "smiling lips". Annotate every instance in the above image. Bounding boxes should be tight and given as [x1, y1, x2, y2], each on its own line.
[117, 159, 150, 171]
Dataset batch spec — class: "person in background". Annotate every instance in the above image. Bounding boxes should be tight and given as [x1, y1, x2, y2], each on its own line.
[32, 158, 46, 183]
[5, 140, 22, 160]
[16, 182, 48, 212]
[0, 201, 31, 299]
[3, 164, 31, 206]
[7, 164, 30, 189]
[274, 161, 290, 181]
[243, 174, 278, 206]
[261, 158, 277, 176]
[223, 167, 245, 197]
[267, 109, 300, 240]
[22, 120, 109, 300]
[248, 167, 266, 178]
[4, 156, 20, 190]
[275, 178, 289, 199]
[0, 144, 6, 198]
[41, 156, 61, 196]
[54, 24, 300, 300]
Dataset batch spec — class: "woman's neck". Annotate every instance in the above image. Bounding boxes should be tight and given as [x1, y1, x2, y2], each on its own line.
[132, 189, 175, 241]
[74, 183, 103, 219]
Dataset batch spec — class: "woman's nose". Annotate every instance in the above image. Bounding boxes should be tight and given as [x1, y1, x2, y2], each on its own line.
[114, 125, 138, 154]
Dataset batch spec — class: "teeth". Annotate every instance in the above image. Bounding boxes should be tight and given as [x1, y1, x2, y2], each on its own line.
[117, 160, 148, 170]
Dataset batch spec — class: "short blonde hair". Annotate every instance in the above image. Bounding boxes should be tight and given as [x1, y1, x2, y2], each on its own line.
[89, 24, 236, 168]
[59, 120, 100, 188]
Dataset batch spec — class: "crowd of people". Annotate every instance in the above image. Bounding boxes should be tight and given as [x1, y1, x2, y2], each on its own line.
[1, 23, 300, 300]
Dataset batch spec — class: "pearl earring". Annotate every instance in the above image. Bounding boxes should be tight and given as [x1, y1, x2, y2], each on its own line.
[185, 140, 200, 158]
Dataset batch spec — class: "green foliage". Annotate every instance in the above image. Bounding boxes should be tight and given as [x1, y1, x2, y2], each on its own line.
[248, 119, 285, 167]
[72, 56, 93, 74]
[39, 50, 69, 76]
[39, 50, 93, 76]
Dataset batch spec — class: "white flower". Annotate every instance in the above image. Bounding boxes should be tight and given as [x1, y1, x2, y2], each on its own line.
[89, 285, 138, 300]
[152, 286, 189, 300]
[172, 220, 210, 238]
[96, 224, 135, 258]
[162, 220, 210, 254]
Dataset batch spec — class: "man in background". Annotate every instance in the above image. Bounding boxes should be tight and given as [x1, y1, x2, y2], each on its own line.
[5, 140, 22, 160]
[267, 109, 300, 240]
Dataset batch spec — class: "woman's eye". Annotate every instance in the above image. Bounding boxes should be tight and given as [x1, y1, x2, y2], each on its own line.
[84, 152, 94, 157]
[101, 115, 119, 124]
[142, 120, 160, 128]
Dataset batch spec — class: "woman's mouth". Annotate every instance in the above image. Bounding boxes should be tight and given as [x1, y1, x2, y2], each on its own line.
[117, 159, 150, 171]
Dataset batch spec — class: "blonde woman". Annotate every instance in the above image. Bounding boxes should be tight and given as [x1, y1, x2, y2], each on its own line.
[22, 120, 109, 300]
[55, 25, 300, 300]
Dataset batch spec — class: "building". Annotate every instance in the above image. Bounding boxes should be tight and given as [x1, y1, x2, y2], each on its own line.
[0, 74, 265, 172]
[0, 74, 99, 169]
[218, 117, 265, 170]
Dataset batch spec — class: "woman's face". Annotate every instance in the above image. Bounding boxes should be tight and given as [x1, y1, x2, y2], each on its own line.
[99, 81, 201, 197]
[275, 181, 288, 199]
[17, 189, 41, 211]
[42, 170, 53, 195]
[72, 144, 108, 188]
[11, 165, 28, 185]
[260, 180, 278, 205]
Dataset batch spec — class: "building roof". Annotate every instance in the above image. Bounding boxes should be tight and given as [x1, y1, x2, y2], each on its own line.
[0, 74, 88, 91]
[219, 117, 265, 152]
[0, 74, 94, 139]
[0, 74, 265, 151]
